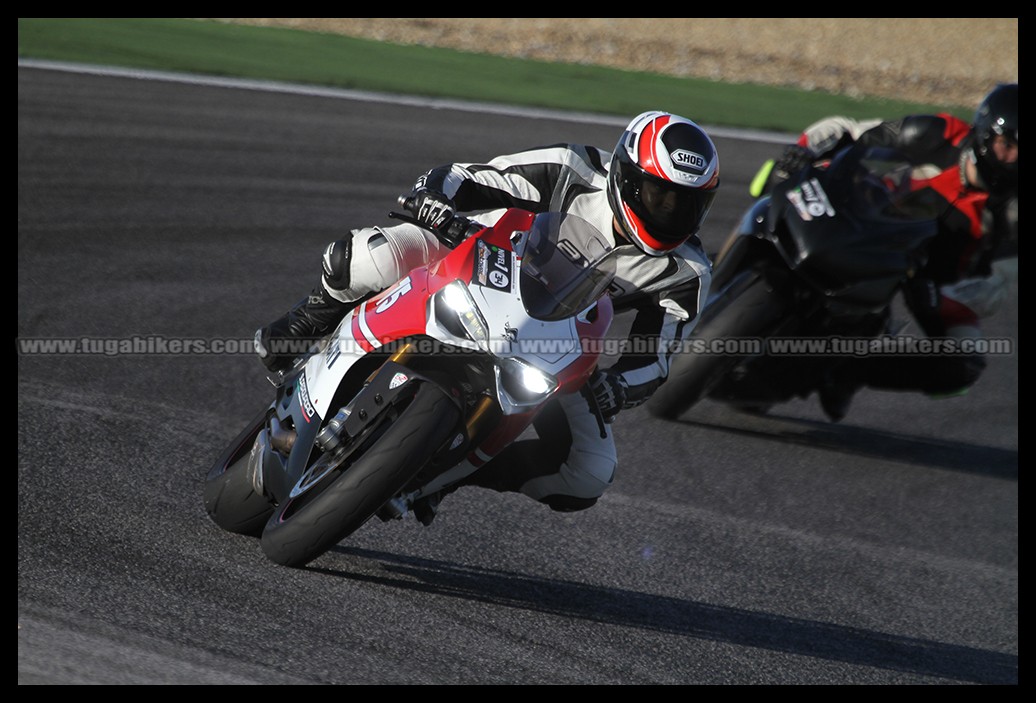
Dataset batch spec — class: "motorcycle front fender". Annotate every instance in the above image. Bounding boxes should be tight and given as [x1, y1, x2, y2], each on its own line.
[267, 359, 466, 504]
[710, 197, 782, 292]
[709, 236, 792, 304]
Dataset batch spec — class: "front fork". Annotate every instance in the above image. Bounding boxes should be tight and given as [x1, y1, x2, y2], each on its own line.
[319, 341, 503, 479]
[385, 341, 502, 452]
[262, 340, 506, 512]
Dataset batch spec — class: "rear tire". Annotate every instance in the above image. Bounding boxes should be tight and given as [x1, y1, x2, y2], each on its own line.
[647, 272, 787, 420]
[260, 382, 460, 567]
[204, 407, 275, 537]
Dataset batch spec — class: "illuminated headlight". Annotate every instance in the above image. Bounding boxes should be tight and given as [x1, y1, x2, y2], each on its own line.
[433, 280, 491, 351]
[496, 357, 558, 409]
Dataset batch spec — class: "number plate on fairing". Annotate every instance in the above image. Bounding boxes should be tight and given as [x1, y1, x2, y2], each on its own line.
[473, 240, 513, 293]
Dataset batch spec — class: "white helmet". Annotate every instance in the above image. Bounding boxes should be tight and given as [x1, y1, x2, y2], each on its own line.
[607, 111, 720, 255]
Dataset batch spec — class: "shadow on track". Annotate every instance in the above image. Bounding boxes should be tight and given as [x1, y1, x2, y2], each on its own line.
[314, 547, 1017, 684]
[664, 410, 1017, 481]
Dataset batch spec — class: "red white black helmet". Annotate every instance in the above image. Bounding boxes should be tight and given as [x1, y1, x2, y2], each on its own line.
[607, 111, 720, 255]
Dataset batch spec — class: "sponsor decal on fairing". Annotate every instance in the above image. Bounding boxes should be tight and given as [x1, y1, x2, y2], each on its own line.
[297, 373, 317, 423]
[473, 240, 512, 292]
[787, 178, 835, 221]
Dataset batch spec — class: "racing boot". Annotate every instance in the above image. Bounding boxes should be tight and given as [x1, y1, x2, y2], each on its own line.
[254, 287, 352, 373]
[817, 362, 862, 423]
[411, 488, 453, 526]
[818, 379, 856, 423]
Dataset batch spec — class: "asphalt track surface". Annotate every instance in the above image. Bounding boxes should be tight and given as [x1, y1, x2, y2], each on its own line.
[18, 65, 1017, 685]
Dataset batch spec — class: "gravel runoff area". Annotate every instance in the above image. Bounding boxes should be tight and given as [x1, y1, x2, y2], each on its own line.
[210, 18, 1018, 111]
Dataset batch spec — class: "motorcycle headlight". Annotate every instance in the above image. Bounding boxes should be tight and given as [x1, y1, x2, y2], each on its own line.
[433, 280, 491, 351]
[496, 356, 558, 409]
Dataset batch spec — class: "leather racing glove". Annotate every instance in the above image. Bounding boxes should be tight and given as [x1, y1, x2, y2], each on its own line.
[587, 368, 629, 423]
[408, 187, 456, 233]
[768, 144, 816, 188]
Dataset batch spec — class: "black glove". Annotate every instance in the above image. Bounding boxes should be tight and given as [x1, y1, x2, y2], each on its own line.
[587, 369, 629, 423]
[769, 144, 816, 186]
[408, 187, 456, 232]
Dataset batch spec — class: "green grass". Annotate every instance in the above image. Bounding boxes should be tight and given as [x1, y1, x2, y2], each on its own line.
[18, 18, 973, 132]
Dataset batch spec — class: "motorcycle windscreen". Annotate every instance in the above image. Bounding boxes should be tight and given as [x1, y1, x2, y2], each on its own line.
[781, 144, 940, 299]
[517, 212, 616, 322]
[824, 144, 943, 224]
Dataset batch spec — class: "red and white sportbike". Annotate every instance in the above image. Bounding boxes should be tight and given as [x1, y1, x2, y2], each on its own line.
[204, 204, 617, 567]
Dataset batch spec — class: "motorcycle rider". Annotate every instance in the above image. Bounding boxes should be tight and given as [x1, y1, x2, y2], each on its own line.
[767, 83, 1018, 421]
[254, 111, 720, 520]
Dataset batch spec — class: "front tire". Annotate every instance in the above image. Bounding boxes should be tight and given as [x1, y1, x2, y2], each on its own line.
[647, 272, 787, 420]
[260, 382, 461, 568]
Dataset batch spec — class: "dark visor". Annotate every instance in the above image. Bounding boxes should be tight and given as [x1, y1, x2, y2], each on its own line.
[621, 170, 716, 241]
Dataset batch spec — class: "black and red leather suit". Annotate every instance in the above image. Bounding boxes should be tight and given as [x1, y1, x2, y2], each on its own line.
[791, 112, 1017, 396]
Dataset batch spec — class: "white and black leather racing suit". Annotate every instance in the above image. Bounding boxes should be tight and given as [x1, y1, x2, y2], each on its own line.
[318, 143, 712, 511]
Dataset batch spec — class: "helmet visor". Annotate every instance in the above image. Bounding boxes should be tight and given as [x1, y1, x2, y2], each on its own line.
[977, 133, 1019, 193]
[620, 169, 716, 241]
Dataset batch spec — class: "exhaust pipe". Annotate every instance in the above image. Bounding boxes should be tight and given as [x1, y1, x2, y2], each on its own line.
[247, 415, 297, 496]
[269, 414, 296, 454]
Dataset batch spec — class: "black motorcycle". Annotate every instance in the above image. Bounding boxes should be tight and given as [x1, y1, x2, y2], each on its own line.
[646, 141, 941, 421]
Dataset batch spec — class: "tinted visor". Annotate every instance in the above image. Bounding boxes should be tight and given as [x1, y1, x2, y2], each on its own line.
[977, 133, 1019, 193]
[621, 169, 716, 241]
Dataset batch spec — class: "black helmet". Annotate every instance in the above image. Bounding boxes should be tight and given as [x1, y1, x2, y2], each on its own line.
[607, 111, 720, 255]
[972, 83, 1018, 194]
